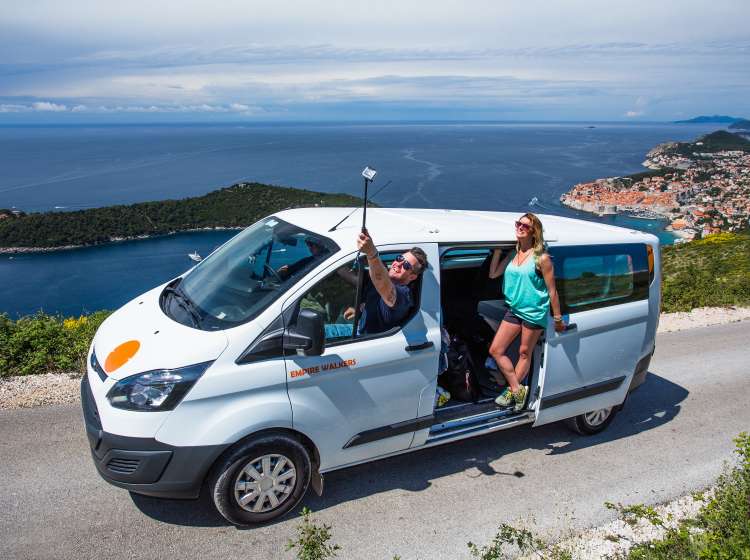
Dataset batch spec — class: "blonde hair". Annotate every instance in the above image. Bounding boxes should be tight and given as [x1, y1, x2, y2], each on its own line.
[516, 212, 547, 260]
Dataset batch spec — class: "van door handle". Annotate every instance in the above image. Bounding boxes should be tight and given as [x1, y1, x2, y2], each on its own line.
[564, 323, 578, 332]
[405, 341, 434, 352]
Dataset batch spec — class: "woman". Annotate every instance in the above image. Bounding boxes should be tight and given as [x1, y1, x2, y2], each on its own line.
[487, 213, 564, 411]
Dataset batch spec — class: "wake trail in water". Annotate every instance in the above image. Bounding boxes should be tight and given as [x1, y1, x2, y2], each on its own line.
[399, 149, 443, 206]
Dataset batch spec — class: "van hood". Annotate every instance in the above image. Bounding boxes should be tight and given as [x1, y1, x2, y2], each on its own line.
[92, 284, 229, 382]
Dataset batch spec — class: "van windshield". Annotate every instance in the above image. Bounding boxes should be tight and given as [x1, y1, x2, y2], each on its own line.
[164, 217, 338, 330]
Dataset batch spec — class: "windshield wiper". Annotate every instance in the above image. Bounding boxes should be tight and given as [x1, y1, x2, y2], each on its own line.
[164, 285, 203, 328]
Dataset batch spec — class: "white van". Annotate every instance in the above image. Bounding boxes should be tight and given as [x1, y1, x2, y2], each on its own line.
[82, 208, 660, 525]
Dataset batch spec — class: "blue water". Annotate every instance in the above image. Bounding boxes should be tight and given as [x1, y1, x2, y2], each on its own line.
[0, 122, 720, 317]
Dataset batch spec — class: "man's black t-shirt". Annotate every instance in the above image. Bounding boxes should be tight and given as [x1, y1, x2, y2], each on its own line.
[358, 282, 412, 334]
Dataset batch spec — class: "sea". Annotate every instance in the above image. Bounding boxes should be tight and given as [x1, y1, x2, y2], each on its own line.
[0, 122, 720, 318]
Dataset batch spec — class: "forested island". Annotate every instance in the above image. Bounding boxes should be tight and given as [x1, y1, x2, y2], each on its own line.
[0, 182, 365, 252]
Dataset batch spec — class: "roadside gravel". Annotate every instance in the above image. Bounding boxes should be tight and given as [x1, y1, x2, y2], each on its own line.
[1, 306, 748, 411]
[555, 491, 710, 559]
[0, 372, 81, 409]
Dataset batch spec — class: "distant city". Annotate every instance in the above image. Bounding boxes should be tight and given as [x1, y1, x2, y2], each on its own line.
[561, 130, 750, 242]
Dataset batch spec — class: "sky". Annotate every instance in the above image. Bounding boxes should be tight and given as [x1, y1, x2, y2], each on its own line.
[1, 0, 749, 123]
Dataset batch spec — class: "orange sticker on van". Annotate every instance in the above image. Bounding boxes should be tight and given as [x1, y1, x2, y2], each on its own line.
[104, 340, 141, 373]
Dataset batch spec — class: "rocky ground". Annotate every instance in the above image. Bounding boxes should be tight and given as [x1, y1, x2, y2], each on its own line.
[554, 491, 710, 559]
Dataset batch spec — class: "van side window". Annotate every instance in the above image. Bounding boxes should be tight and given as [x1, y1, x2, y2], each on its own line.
[552, 244, 649, 313]
[299, 259, 358, 343]
[295, 251, 421, 344]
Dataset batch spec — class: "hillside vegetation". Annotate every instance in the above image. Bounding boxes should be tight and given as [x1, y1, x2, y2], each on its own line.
[661, 232, 750, 312]
[0, 182, 364, 249]
[670, 130, 750, 157]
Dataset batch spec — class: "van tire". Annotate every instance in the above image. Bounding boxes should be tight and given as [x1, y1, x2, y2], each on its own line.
[209, 434, 312, 526]
[565, 407, 616, 435]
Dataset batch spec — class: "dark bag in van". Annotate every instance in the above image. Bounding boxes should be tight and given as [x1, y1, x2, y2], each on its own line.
[438, 336, 481, 402]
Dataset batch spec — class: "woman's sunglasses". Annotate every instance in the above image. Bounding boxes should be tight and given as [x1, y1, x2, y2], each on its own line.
[515, 221, 532, 232]
[394, 254, 414, 271]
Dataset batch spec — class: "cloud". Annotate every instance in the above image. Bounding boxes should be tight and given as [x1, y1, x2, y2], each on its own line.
[0, 101, 265, 114]
[0, 104, 31, 112]
[32, 101, 67, 111]
[625, 110, 644, 118]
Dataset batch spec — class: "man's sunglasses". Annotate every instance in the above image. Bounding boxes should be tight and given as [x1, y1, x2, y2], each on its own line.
[394, 254, 415, 272]
[515, 221, 532, 232]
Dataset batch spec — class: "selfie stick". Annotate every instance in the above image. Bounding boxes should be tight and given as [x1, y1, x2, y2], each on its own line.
[361, 166, 376, 232]
[352, 166, 377, 338]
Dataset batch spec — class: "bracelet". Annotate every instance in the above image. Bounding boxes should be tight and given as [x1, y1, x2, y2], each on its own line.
[366, 251, 379, 260]
[553, 316, 563, 322]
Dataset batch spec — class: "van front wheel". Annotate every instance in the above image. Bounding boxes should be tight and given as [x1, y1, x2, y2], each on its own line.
[565, 407, 616, 435]
[209, 434, 312, 525]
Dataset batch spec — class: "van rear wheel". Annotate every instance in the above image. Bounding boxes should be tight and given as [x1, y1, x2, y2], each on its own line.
[209, 434, 311, 525]
[566, 407, 616, 435]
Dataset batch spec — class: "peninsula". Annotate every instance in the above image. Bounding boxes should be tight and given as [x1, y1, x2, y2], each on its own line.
[561, 131, 750, 241]
[0, 182, 365, 252]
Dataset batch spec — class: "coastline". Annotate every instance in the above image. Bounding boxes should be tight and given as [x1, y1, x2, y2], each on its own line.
[560, 130, 750, 241]
[0, 226, 243, 254]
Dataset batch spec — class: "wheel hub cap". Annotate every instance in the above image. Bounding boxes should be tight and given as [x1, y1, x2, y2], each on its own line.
[234, 454, 296, 513]
[584, 407, 613, 426]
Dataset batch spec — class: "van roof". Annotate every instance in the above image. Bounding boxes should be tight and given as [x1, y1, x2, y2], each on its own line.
[275, 207, 659, 248]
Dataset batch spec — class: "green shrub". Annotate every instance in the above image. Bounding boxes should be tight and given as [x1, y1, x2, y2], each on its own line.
[286, 507, 340, 560]
[0, 311, 111, 377]
[618, 432, 750, 559]
[661, 233, 750, 313]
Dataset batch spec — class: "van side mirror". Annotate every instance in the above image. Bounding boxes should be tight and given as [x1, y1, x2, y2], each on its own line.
[284, 309, 325, 356]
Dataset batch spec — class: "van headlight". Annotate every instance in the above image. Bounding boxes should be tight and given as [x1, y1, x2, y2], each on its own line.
[106, 361, 213, 411]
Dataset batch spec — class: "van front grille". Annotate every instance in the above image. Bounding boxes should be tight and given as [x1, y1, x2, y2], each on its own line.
[106, 457, 140, 474]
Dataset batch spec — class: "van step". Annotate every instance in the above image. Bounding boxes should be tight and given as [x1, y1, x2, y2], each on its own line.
[428, 406, 534, 444]
[433, 399, 499, 423]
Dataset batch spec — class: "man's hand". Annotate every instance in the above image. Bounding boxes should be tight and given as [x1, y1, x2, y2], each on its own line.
[276, 264, 290, 278]
[357, 229, 377, 258]
[343, 307, 356, 321]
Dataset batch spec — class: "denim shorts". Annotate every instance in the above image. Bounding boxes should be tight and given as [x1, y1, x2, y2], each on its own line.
[502, 309, 544, 330]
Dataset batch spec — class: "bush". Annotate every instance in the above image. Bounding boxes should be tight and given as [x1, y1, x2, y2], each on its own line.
[0, 311, 111, 377]
[617, 432, 750, 559]
[286, 507, 340, 560]
[661, 233, 750, 312]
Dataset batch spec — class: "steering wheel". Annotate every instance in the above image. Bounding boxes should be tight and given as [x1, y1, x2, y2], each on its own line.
[263, 263, 284, 284]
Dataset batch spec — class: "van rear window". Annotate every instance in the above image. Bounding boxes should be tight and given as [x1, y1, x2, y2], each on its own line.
[551, 244, 649, 313]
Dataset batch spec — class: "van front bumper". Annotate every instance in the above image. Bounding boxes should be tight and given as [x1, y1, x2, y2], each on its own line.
[81, 376, 228, 499]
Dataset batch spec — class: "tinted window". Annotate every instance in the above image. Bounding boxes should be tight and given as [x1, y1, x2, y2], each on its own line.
[551, 244, 649, 313]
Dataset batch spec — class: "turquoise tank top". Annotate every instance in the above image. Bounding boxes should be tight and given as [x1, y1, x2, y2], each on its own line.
[502, 250, 550, 327]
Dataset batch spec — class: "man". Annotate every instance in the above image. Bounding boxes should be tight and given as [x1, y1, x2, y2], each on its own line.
[276, 237, 328, 280]
[346, 229, 428, 335]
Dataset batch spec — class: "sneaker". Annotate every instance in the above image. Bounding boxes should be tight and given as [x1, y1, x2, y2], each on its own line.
[495, 387, 513, 407]
[435, 386, 451, 408]
[512, 386, 528, 412]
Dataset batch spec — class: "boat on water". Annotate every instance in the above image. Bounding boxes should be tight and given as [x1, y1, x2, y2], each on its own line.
[188, 251, 202, 262]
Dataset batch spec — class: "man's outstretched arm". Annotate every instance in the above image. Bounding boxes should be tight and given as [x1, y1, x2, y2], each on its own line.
[357, 230, 397, 307]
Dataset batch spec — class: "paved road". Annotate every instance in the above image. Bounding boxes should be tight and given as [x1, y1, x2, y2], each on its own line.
[1, 322, 748, 560]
